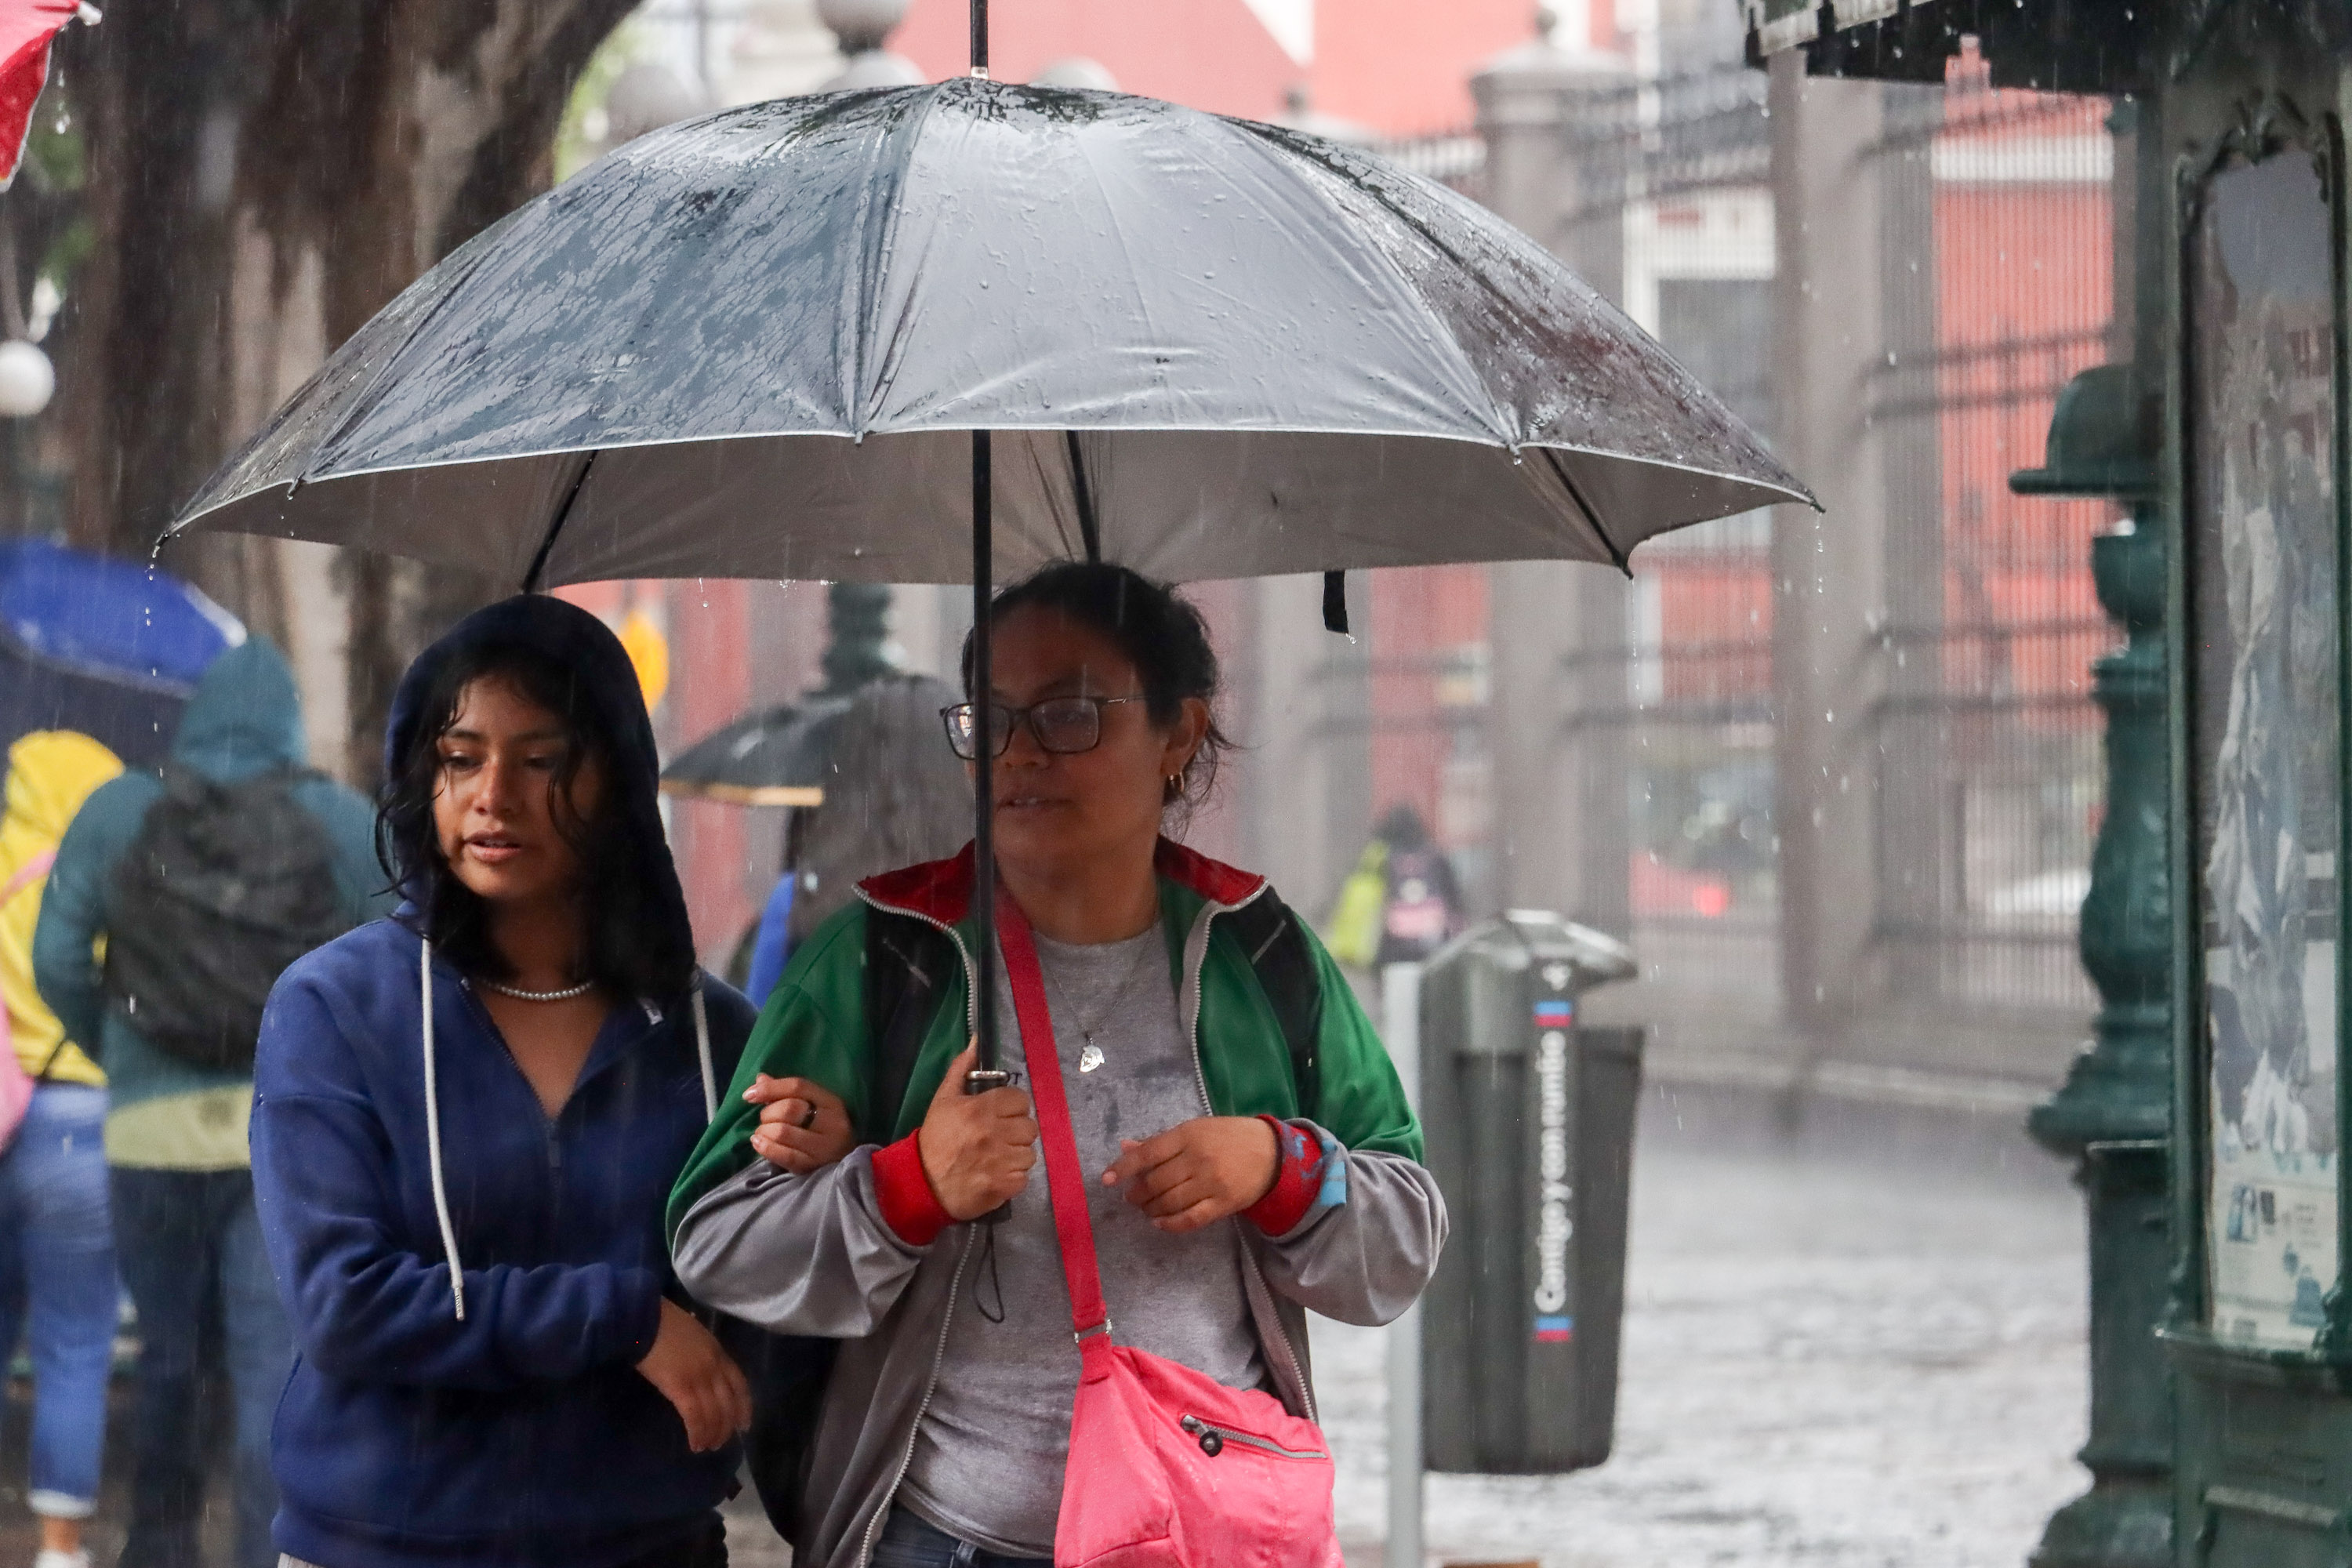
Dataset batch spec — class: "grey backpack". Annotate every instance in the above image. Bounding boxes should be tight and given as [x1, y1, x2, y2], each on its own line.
[103, 768, 352, 1072]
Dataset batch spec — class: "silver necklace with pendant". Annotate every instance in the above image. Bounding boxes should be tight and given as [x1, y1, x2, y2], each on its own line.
[1047, 936, 1156, 1074]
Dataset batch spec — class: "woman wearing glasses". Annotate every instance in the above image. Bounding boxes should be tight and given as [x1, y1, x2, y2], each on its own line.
[668, 562, 1446, 1568]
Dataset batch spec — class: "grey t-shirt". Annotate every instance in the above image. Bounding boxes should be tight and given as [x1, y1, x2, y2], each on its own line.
[897, 926, 1266, 1555]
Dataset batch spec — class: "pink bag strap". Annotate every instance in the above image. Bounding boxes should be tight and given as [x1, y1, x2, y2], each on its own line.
[0, 850, 55, 911]
[994, 888, 1113, 1342]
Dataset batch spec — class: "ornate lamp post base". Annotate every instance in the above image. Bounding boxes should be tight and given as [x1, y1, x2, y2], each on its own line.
[2015, 373, 2171, 1568]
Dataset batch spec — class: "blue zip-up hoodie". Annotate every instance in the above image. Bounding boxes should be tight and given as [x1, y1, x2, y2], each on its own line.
[251, 597, 757, 1568]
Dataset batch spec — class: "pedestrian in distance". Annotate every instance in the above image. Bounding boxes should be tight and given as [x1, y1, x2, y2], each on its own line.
[1322, 802, 1465, 971]
[34, 638, 385, 1568]
[668, 561, 1449, 1568]
[249, 595, 854, 1568]
[0, 730, 124, 1568]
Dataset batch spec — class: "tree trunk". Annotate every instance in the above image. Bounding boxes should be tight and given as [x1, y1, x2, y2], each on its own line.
[57, 0, 634, 783]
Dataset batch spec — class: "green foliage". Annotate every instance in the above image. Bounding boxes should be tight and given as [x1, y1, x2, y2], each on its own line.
[39, 212, 92, 296]
[555, 18, 649, 182]
[21, 86, 82, 195]
[16, 79, 89, 308]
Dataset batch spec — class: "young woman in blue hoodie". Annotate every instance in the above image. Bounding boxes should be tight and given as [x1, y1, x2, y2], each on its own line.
[251, 597, 851, 1568]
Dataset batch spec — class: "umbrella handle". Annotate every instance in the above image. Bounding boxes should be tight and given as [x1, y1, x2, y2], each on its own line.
[965, 1065, 1012, 1225]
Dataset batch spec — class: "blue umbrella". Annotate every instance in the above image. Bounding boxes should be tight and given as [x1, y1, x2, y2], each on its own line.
[0, 539, 242, 764]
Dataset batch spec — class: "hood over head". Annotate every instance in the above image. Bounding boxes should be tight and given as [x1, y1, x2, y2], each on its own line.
[2, 729, 122, 871]
[383, 594, 691, 989]
[172, 636, 306, 782]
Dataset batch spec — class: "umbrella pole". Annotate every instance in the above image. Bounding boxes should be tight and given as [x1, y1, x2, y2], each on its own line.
[969, 428, 1003, 1083]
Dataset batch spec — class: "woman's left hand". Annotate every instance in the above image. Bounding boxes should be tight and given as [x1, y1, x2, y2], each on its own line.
[1102, 1116, 1278, 1234]
[745, 1075, 856, 1174]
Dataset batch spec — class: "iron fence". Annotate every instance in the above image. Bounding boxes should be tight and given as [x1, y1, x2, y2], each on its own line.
[1369, 55, 2115, 1027]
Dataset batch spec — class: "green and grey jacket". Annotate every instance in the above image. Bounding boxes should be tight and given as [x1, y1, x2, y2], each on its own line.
[667, 839, 1446, 1568]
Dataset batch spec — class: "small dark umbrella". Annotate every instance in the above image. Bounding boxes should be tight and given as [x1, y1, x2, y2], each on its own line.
[788, 673, 972, 946]
[659, 699, 846, 808]
[162, 16, 1809, 1079]
[662, 581, 902, 807]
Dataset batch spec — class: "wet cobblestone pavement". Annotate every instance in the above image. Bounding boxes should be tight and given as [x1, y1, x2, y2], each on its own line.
[6, 1085, 2088, 1568]
[1315, 1084, 2091, 1568]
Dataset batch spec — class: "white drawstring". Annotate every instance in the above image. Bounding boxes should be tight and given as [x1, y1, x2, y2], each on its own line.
[422, 948, 714, 1324]
[691, 980, 716, 1123]
[421, 938, 467, 1321]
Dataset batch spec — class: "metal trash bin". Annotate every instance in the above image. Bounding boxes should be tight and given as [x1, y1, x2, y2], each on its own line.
[1417, 909, 1642, 1474]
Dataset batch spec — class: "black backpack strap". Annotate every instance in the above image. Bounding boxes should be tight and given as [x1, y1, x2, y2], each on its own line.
[862, 906, 960, 1144]
[1221, 889, 1323, 1121]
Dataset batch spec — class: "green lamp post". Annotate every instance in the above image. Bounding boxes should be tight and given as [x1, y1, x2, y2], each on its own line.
[2013, 363, 2172, 1568]
[818, 580, 898, 696]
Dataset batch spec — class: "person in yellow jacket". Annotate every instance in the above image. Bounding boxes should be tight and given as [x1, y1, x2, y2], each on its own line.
[0, 729, 123, 1568]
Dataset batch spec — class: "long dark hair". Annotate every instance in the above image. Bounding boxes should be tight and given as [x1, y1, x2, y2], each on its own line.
[376, 639, 695, 1000]
[960, 561, 1236, 815]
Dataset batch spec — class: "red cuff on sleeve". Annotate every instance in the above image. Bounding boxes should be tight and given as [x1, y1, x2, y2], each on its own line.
[1243, 1115, 1320, 1236]
[872, 1131, 954, 1247]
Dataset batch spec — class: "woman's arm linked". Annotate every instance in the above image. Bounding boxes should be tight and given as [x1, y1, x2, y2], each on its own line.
[668, 920, 989, 1338]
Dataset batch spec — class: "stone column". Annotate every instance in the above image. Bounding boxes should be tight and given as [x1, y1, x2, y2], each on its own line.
[1243, 572, 1370, 920]
[1473, 17, 1634, 930]
[1767, 53, 1893, 1034]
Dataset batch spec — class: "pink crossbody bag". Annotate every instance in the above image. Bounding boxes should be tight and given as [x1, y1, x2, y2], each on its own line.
[996, 892, 1342, 1568]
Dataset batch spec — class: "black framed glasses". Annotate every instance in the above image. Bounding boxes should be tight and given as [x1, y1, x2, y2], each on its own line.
[941, 695, 1146, 760]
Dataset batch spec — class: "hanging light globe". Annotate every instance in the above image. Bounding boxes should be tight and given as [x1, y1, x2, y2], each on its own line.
[0, 339, 54, 418]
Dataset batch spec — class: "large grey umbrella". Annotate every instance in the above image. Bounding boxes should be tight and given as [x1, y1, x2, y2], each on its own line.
[167, 83, 1804, 586]
[163, 71, 1809, 1076]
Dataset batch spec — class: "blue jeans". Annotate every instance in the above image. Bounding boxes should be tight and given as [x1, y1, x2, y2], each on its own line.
[0, 1083, 118, 1519]
[873, 1508, 1051, 1568]
[112, 1166, 293, 1568]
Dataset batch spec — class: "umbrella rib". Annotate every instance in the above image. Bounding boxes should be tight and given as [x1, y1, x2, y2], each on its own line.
[851, 89, 946, 433]
[1064, 430, 1102, 564]
[521, 448, 601, 593]
[1541, 448, 1633, 578]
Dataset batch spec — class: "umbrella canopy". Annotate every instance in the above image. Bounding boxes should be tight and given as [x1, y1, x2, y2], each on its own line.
[0, 1, 90, 190]
[0, 538, 242, 687]
[167, 74, 1813, 1080]
[0, 539, 241, 763]
[165, 80, 1809, 586]
[659, 697, 847, 807]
